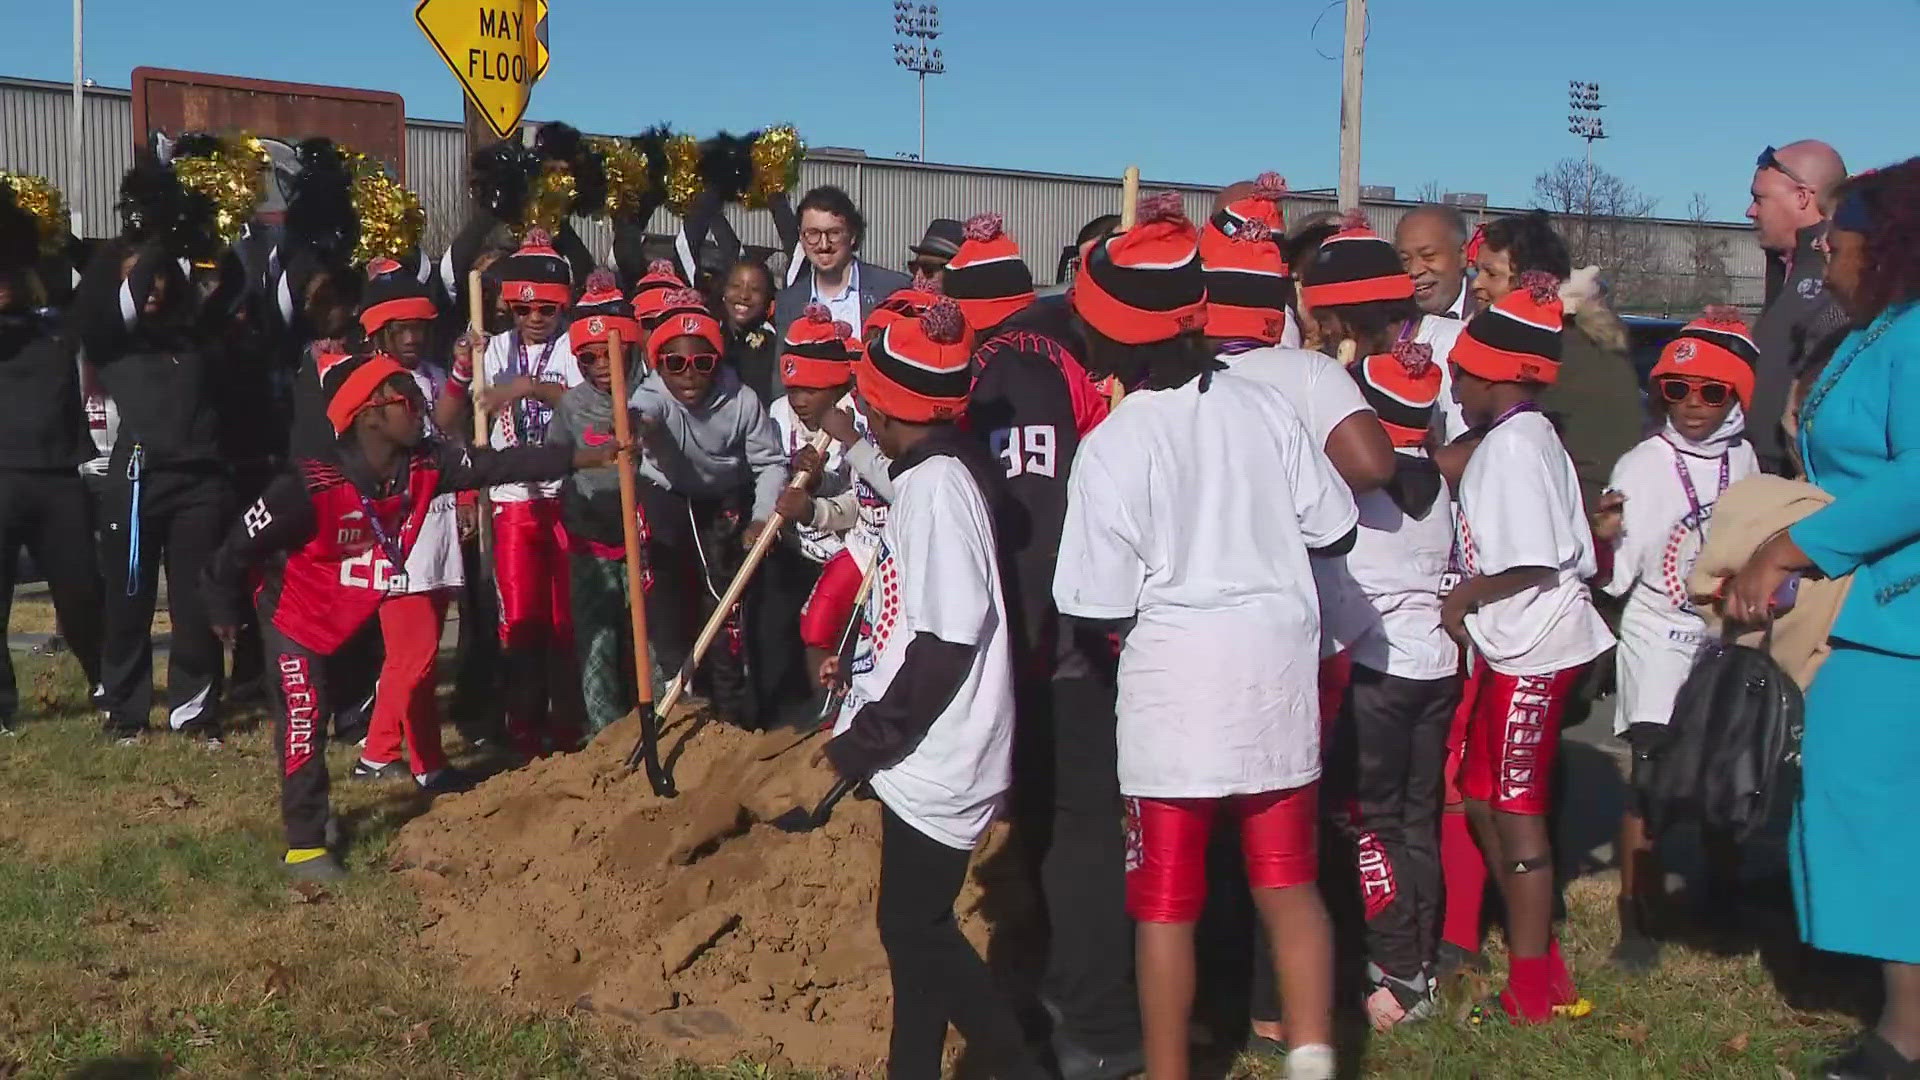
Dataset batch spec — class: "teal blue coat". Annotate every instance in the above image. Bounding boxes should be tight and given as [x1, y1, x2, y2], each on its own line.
[1790, 301, 1920, 655]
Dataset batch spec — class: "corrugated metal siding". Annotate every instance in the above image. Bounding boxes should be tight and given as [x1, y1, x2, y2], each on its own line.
[2, 76, 1767, 309]
[0, 81, 132, 235]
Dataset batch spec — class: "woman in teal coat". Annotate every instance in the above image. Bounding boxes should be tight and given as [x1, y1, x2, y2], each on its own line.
[1727, 159, 1920, 1080]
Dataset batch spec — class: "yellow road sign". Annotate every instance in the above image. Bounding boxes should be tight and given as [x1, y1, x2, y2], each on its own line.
[415, 0, 550, 139]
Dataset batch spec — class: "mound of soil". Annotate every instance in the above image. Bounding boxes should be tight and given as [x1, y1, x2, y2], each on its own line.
[390, 710, 1033, 1070]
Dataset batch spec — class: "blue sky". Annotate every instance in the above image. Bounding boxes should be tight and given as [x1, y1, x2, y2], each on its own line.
[7, 0, 1917, 220]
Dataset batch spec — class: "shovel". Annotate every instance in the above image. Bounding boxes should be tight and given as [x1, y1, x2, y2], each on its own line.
[767, 776, 857, 834]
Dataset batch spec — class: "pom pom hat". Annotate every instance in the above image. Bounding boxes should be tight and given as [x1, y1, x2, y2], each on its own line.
[630, 257, 688, 328]
[568, 269, 640, 353]
[1356, 342, 1442, 447]
[863, 282, 945, 343]
[1450, 271, 1564, 386]
[1200, 172, 1290, 343]
[1299, 211, 1414, 309]
[1071, 192, 1207, 345]
[358, 257, 439, 337]
[497, 228, 573, 306]
[857, 298, 975, 422]
[645, 288, 725, 364]
[943, 212, 1036, 331]
[1649, 306, 1759, 407]
[782, 303, 860, 389]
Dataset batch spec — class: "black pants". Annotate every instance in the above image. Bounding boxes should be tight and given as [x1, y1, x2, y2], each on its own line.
[264, 622, 333, 850]
[641, 482, 754, 725]
[750, 543, 821, 729]
[878, 805, 1043, 1080]
[0, 469, 104, 720]
[97, 466, 232, 735]
[1321, 665, 1460, 980]
[1012, 674, 1139, 1054]
[450, 530, 503, 744]
[226, 465, 281, 697]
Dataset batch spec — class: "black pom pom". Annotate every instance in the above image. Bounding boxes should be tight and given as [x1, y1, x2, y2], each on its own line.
[697, 132, 755, 203]
[634, 124, 673, 198]
[534, 121, 607, 217]
[468, 140, 540, 223]
[118, 155, 217, 260]
[285, 137, 358, 264]
[169, 131, 223, 161]
[0, 185, 38, 273]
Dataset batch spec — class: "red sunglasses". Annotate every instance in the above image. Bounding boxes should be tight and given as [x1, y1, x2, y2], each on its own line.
[1656, 376, 1732, 407]
[510, 302, 560, 318]
[657, 352, 719, 375]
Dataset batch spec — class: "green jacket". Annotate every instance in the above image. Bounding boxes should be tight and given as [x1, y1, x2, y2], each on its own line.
[1538, 287, 1644, 514]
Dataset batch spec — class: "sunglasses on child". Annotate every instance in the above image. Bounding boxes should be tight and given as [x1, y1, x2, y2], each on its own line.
[510, 302, 561, 318]
[656, 352, 719, 376]
[1656, 376, 1732, 407]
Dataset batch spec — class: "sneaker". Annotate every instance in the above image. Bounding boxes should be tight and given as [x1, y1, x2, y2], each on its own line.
[170, 722, 224, 750]
[414, 768, 475, 796]
[1051, 1033, 1144, 1080]
[1822, 1031, 1920, 1080]
[1286, 1044, 1336, 1080]
[1433, 941, 1488, 983]
[30, 634, 67, 657]
[108, 729, 146, 747]
[1363, 963, 1436, 1032]
[1468, 990, 1594, 1027]
[350, 759, 412, 782]
[282, 851, 347, 882]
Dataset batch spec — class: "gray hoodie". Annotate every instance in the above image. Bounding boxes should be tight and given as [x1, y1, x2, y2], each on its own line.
[628, 366, 788, 521]
[550, 377, 628, 546]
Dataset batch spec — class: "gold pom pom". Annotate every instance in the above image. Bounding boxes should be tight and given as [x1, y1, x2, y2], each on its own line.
[663, 133, 703, 216]
[172, 134, 270, 248]
[0, 172, 69, 256]
[343, 151, 425, 265]
[747, 126, 804, 210]
[590, 137, 651, 219]
[524, 161, 577, 239]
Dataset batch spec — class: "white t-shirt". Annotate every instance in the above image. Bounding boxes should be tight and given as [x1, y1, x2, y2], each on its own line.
[768, 396, 850, 564]
[1456, 409, 1614, 676]
[403, 362, 464, 593]
[1335, 455, 1459, 680]
[1053, 372, 1357, 799]
[833, 453, 1015, 851]
[482, 331, 583, 503]
[1417, 314, 1470, 444]
[1602, 429, 1759, 731]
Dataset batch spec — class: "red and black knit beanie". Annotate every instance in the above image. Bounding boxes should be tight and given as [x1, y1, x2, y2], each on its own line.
[944, 212, 1035, 332]
[1451, 271, 1564, 385]
[358, 256, 438, 337]
[321, 351, 409, 435]
[782, 303, 859, 390]
[630, 258, 688, 329]
[497, 228, 574, 307]
[1650, 306, 1759, 407]
[1200, 172, 1290, 343]
[1354, 342, 1442, 447]
[858, 297, 974, 422]
[568, 269, 640, 354]
[863, 281, 944, 343]
[645, 287, 725, 365]
[1071, 192, 1207, 345]
[1298, 211, 1414, 309]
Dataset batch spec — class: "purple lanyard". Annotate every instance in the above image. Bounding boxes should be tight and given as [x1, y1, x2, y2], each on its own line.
[356, 476, 410, 573]
[1486, 400, 1540, 431]
[1663, 439, 1730, 519]
[510, 334, 560, 445]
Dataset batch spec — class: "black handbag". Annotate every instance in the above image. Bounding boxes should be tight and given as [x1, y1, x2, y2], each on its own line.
[1637, 628, 1805, 841]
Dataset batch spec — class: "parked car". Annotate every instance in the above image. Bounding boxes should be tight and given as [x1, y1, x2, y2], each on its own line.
[1621, 315, 1688, 386]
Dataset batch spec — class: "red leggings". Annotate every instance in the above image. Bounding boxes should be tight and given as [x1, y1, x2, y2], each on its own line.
[799, 548, 865, 652]
[492, 498, 575, 653]
[1457, 660, 1583, 816]
[1124, 784, 1319, 924]
[363, 591, 450, 775]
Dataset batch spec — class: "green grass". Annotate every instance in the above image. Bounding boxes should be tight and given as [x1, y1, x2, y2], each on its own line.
[0, 653, 1869, 1078]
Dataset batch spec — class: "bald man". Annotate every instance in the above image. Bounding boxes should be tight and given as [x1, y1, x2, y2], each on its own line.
[1395, 205, 1471, 319]
[1747, 139, 1851, 474]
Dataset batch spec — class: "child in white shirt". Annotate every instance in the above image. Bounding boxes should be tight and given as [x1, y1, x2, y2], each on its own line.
[1591, 309, 1759, 974]
[1442, 271, 1613, 1026]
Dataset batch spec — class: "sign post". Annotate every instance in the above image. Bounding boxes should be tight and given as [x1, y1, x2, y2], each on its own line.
[415, 0, 549, 140]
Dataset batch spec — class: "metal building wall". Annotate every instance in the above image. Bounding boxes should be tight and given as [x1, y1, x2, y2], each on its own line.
[0, 78, 133, 236]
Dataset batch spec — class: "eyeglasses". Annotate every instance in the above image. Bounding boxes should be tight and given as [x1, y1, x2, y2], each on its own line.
[366, 392, 419, 417]
[657, 352, 719, 375]
[1756, 146, 1813, 190]
[802, 227, 849, 246]
[1657, 376, 1731, 407]
[510, 302, 560, 318]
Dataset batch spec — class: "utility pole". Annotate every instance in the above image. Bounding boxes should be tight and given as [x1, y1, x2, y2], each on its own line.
[1337, 0, 1366, 210]
[1567, 80, 1607, 259]
[892, 2, 944, 162]
[70, 0, 83, 234]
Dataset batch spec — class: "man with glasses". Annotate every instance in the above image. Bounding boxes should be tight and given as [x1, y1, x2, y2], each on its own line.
[773, 186, 910, 387]
[1746, 140, 1849, 475]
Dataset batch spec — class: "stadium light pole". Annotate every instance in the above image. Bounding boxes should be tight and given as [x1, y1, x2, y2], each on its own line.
[70, 0, 84, 234]
[892, 2, 945, 162]
[1567, 80, 1607, 250]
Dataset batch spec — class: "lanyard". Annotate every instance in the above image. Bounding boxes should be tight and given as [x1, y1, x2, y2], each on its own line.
[356, 474, 410, 576]
[509, 333, 560, 446]
[1662, 439, 1730, 519]
[1486, 400, 1540, 431]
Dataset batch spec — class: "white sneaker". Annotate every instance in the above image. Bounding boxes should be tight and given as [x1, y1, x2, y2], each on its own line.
[1363, 962, 1436, 1032]
[1285, 1043, 1336, 1080]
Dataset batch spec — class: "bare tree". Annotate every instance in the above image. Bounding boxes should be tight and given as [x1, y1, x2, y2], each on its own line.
[1532, 156, 1662, 309]
[1675, 191, 1733, 314]
[1410, 180, 1445, 204]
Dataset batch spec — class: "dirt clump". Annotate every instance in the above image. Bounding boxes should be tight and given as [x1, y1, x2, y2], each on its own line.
[391, 710, 1028, 1069]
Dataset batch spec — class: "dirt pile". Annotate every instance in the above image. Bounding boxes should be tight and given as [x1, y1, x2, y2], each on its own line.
[390, 710, 1029, 1070]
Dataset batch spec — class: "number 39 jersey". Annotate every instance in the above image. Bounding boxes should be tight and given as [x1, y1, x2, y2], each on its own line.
[201, 440, 577, 656]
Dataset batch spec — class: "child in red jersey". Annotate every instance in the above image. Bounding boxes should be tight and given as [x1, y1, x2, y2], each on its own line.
[203, 353, 616, 881]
